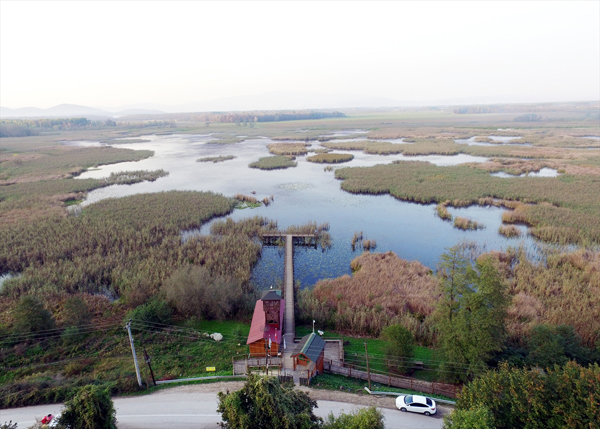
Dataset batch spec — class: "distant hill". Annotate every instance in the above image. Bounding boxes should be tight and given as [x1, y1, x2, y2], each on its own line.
[0, 104, 165, 119]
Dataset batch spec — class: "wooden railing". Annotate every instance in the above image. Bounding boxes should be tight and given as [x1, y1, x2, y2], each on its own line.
[324, 362, 460, 399]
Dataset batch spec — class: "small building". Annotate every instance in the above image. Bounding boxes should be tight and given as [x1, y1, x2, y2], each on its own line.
[247, 290, 285, 357]
[292, 332, 326, 379]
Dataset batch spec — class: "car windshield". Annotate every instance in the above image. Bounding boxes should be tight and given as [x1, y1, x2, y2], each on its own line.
[426, 398, 433, 406]
[405, 395, 413, 404]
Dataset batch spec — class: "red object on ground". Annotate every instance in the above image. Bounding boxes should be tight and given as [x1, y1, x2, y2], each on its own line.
[41, 414, 53, 424]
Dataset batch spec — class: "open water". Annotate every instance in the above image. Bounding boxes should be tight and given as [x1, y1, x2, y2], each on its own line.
[73, 133, 545, 289]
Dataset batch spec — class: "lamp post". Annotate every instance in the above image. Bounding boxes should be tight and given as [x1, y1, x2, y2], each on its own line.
[312, 319, 315, 334]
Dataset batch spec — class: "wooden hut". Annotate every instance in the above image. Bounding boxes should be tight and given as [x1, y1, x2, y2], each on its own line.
[291, 333, 326, 378]
[247, 290, 284, 357]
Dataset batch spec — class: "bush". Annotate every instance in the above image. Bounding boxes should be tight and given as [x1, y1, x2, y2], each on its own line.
[442, 406, 495, 429]
[57, 385, 117, 429]
[162, 265, 249, 320]
[125, 298, 172, 328]
[62, 296, 92, 327]
[11, 295, 55, 335]
[322, 407, 385, 429]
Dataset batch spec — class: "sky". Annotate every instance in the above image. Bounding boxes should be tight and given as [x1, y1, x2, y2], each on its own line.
[1, 1, 599, 110]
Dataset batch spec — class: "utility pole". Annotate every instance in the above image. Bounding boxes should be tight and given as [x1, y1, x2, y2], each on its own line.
[364, 342, 371, 390]
[125, 319, 143, 388]
[143, 348, 156, 386]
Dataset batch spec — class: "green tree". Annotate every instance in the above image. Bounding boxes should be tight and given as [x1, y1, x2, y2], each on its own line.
[442, 406, 495, 429]
[434, 247, 509, 382]
[217, 374, 322, 429]
[322, 407, 384, 429]
[455, 362, 600, 429]
[379, 324, 415, 374]
[11, 295, 55, 335]
[57, 385, 117, 429]
[526, 324, 592, 368]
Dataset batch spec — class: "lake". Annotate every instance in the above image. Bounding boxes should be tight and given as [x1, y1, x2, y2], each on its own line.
[74, 133, 541, 289]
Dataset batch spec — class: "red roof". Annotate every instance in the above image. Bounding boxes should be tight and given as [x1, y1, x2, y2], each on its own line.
[247, 299, 285, 345]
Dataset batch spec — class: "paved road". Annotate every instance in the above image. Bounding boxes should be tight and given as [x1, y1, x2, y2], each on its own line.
[0, 385, 445, 429]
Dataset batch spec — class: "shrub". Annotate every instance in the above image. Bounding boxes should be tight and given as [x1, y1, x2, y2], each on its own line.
[125, 298, 172, 328]
[162, 265, 248, 320]
[62, 296, 92, 328]
[57, 385, 117, 429]
[322, 407, 385, 429]
[11, 295, 55, 335]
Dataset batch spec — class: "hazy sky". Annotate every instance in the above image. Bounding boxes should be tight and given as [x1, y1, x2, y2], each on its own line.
[1, 1, 599, 109]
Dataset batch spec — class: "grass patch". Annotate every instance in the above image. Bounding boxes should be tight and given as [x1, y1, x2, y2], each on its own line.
[306, 153, 354, 164]
[197, 155, 235, 163]
[498, 224, 522, 238]
[206, 136, 244, 144]
[453, 216, 485, 230]
[249, 156, 297, 170]
[267, 143, 310, 156]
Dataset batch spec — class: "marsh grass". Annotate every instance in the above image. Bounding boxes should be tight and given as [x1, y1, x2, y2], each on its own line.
[206, 136, 244, 144]
[197, 155, 235, 163]
[0, 192, 271, 302]
[249, 156, 297, 170]
[298, 251, 438, 341]
[267, 143, 310, 156]
[435, 203, 452, 221]
[453, 217, 485, 230]
[323, 166, 334, 172]
[306, 153, 354, 164]
[498, 224, 522, 238]
[335, 161, 600, 245]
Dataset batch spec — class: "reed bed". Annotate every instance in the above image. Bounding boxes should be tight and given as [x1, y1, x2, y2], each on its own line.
[453, 216, 485, 230]
[306, 153, 354, 164]
[351, 231, 363, 249]
[297, 251, 438, 341]
[248, 156, 297, 170]
[361, 239, 377, 250]
[310, 148, 332, 154]
[234, 194, 260, 204]
[196, 155, 235, 163]
[493, 248, 600, 347]
[267, 143, 310, 156]
[323, 166, 334, 172]
[0, 146, 154, 181]
[206, 136, 244, 144]
[435, 203, 452, 220]
[335, 161, 600, 245]
[0, 192, 270, 305]
[498, 224, 522, 238]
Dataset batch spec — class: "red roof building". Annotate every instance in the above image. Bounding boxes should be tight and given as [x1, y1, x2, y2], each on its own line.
[247, 290, 285, 357]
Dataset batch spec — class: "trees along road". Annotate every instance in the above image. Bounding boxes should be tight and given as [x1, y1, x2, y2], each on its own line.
[0, 383, 447, 429]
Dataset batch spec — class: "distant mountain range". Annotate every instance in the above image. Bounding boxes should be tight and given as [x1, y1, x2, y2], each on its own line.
[2, 92, 592, 119]
[0, 104, 165, 119]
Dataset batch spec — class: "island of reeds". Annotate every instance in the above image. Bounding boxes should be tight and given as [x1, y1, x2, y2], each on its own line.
[306, 153, 354, 163]
[249, 155, 297, 170]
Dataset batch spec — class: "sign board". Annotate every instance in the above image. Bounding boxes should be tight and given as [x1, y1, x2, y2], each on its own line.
[206, 367, 216, 372]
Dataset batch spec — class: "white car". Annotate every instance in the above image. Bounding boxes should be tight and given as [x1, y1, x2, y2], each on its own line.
[395, 394, 437, 416]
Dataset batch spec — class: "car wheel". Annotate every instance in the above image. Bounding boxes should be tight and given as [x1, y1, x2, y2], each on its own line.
[424, 411, 431, 416]
[400, 407, 407, 412]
